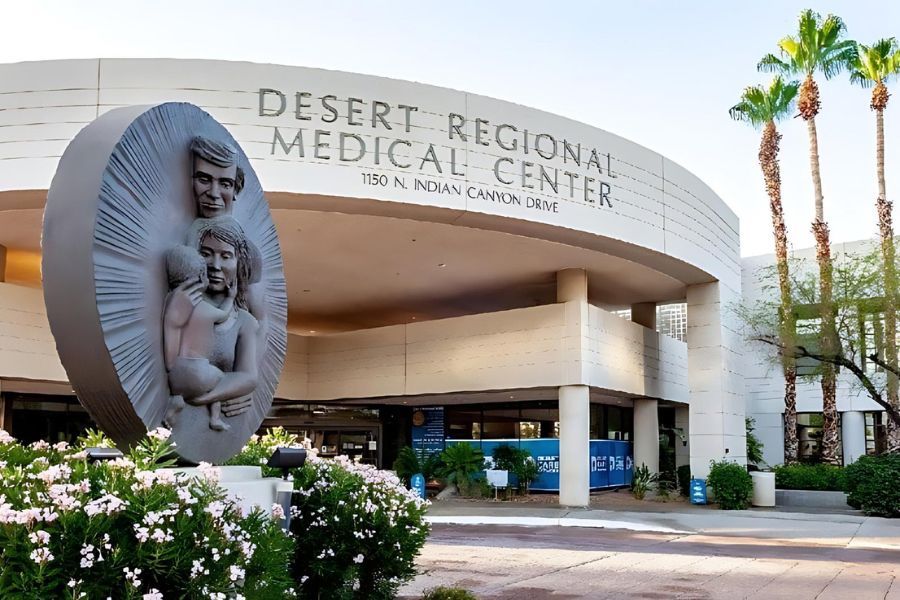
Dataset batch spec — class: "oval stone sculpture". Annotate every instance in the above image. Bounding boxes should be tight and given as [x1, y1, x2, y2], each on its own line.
[42, 103, 287, 463]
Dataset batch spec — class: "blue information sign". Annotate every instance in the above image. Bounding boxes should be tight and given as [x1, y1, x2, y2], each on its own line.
[410, 473, 426, 499]
[689, 478, 707, 504]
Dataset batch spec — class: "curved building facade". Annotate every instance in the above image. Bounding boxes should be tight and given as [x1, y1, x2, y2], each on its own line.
[0, 59, 743, 504]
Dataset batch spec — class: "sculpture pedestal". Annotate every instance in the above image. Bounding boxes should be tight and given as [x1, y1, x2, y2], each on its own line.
[164, 465, 293, 517]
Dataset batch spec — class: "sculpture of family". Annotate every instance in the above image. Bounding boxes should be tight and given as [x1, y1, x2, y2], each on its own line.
[162, 137, 265, 432]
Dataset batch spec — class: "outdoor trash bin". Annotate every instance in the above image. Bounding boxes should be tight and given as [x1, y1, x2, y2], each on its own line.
[750, 471, 776, 507]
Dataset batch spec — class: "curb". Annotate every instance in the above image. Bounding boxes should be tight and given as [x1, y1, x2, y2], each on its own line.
[424, 515, 691, 535]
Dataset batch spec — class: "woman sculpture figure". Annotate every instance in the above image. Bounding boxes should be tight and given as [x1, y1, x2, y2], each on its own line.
[163, 217, 259, 430]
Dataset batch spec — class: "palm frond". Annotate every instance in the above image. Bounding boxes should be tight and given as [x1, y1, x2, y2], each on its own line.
[767, 10, 853, 79]
[849, 38, 900, 87]
[729, 76, 798, 128]
[758, 53, 791, 74]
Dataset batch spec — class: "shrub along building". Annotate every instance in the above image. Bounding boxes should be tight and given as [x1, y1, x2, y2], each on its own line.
[0, 59, 744, 505]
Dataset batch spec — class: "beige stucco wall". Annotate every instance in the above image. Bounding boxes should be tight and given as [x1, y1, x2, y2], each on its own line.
[0, 283, 688, 404]
[285, 302, 688, 402]
[586, 305, 688, 403]
[0, 282, 66, 383]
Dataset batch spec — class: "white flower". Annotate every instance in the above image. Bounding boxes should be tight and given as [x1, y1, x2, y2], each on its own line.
[197, 462, 220, 483]
[124, 567, 142, 588]
[353, 553, 365, 564]
[146, 427, 171, 442]
[84, 494, 128, 518]
[29, 530, 50, 545]
[271, 503, 285, 520]
[0, 429, 14, 444]
[143, 589, 163, 600]
[30, 547, 53, 564]
[228, 565, 245, 582]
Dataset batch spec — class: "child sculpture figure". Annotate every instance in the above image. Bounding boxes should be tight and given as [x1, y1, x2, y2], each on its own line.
[163, 245, 235, 431]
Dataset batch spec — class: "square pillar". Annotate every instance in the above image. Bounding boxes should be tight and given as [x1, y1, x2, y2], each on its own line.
[633, 398, 659, 473]
[630, 302, 656, 330]
[559, 384, 589, 506]
[841, 411, 866, 465]
[686, 281, 746, 478]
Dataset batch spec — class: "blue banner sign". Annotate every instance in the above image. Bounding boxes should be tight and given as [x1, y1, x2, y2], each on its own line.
[450, 438, 633, 491]
[411, 407, 445, 460]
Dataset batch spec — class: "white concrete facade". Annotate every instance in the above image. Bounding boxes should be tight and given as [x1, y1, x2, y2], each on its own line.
[743, 240, 886, 466]
[0, 59, 744, 492]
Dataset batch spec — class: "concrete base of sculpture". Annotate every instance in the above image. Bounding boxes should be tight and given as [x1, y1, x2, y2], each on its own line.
[163, 465, 293, 518]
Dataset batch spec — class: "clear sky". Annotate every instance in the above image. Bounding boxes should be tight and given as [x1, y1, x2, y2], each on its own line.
[3, 1, 899, 257]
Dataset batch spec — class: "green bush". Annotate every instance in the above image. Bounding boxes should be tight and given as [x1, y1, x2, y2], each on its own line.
[746, 417, 765, 466]
[230, 429, 431, 599]
[844, 454, 900, 517]
[630, 464, 657, 500]
[491, 445, 539, 493]
[676, 465, 692, 497]
[706, 460, 753, 510]
[422, 586, 478, 599]
[437, 443, 485, 490]
[393, 446, 441, 486]
[774, 463, 846, 491]
[0, 428, 294, 599]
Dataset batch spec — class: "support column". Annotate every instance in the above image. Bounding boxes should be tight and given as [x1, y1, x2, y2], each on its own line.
[559, 384, 590, 506]
[687, 281, 746, 478]
[557, 268, 587, 303]
[630, 302, 656, 330]
[0, 244, 6, 282]
[557, 269, 590, 506]
[674, 405, 690, 469]
[841, 411, 866, 465]
[633, 399, 659, 473]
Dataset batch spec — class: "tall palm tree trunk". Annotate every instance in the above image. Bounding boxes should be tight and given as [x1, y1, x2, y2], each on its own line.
[760, 121, 799, 463]
[800, 75, 840, 465]
[873, 81, 900, 453]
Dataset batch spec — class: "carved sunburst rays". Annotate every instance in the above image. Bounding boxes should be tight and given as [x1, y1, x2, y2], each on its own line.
[92, 103, 287, 454]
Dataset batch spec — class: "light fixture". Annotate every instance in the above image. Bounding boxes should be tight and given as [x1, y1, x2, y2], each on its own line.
[86, 447, 124, 462]
[438, 263, 446, 268]
[267, 447, 307, 480]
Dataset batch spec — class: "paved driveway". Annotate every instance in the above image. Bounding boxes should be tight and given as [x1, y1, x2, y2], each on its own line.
[399, 524, 900, 599]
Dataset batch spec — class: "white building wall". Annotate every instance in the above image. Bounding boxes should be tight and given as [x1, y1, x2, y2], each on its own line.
[742, 240, 885, 465]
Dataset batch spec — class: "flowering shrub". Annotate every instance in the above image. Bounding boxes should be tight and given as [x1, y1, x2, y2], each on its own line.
[0, 428, 294, 599]
[229, 429, 430, 599]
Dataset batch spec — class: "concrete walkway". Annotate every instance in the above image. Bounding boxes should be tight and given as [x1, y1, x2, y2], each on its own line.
[425, 500, 900, 549]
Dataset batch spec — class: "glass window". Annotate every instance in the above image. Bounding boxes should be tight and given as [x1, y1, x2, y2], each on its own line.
[520, 404, 558, 439]
[481, 408, 519, 440]
[445, 407, 482, 440]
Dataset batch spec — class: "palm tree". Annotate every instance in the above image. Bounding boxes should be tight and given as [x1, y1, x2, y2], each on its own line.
[758, 10, 855, 465]
[849, 38, 900, 452]
[730, 76, 801, 463]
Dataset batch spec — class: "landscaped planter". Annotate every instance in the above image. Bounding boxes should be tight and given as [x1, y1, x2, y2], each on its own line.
[775, 489, 853, 510]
